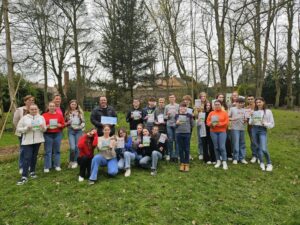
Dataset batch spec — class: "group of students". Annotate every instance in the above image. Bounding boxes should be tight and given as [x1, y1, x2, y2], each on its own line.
[13, 91, 275, 185]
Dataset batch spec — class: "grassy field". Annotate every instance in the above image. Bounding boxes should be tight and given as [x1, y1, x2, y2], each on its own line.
[0, 109, 299, 224]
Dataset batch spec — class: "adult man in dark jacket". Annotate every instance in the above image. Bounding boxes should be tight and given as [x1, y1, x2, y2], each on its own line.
[90, 96, 117, 136]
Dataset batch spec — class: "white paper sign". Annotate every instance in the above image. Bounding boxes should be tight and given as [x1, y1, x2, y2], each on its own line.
[143, 136, 150, 147]
[101, 116, 117, 125]
[49, 119, 58, 129]
[195, 99, 201, 108]
[157, 114, 164, 123]
[132, 111, 141, 120]
[211, 116, 219, 125]
[158, 133, 167, 143]
[178, 115, 187, 123]
[117, 138, 125, 149]
[32, 118, 41, 131]
[187, 108, 193, 115]
[147, 113, 155, 123]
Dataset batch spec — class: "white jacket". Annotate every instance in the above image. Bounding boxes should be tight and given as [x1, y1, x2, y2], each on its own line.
[249, 109, 275, 129]
[16, 114, 47, 145]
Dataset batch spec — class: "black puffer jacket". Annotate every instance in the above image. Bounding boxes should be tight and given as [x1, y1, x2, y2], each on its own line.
[90, 105, 117, 136]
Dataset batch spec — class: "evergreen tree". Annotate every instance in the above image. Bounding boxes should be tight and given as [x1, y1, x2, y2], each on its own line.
[99, 0, 157, 103]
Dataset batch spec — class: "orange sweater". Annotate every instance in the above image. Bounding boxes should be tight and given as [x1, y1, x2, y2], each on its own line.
[206, 110, 229, 133]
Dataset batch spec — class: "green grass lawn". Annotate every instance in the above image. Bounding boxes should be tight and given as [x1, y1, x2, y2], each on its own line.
[0, 110, 299, 224]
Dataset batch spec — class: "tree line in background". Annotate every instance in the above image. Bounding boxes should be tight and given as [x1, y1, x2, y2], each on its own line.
[0, 0, 300, 117]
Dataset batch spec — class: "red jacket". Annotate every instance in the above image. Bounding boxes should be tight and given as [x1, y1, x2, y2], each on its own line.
[78, 133, 98, 159]
[42, 112, 65, 133]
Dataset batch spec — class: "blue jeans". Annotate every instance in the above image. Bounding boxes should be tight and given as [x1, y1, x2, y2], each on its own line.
[210, 132, 227, 161]
[167, 126, 178, 158]
[231, 130, 246, 161]
[18, 136, 24, 169]
[176, 133, 191, 164]
[118, 151, 136, 170]
[151, 150, 162, 170]
[248, 125, 258, 157]
[22, 143, 41, 177]
[136, 155, 151, 168]
[251, 126, 271, 164]
[197, 126, 203, 155]
[44, 132, 63, 169]
[89, 155, 118, 181]
[67, 128, 83, 162]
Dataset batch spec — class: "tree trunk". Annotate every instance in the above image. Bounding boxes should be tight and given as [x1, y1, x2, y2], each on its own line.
[73, 11, 83, 107]
[254, 0, 263, 97]
[42, 47, 48, 108]
[286, 0, 294, 109]
[3, 0, 16, 112]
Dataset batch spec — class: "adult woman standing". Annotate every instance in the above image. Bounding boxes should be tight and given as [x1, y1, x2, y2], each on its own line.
[65, 100, 85, 169]
[207, 100, 229, 170]
[89, 125, 118, 184]
[249, 97, 274, 171]
[16, 104, 47, 185]
[42, 102, 65, 172]
[13, 95, 35, 174]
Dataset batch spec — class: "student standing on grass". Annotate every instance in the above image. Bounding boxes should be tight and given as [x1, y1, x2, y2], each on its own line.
[150, 126, 167, 176]
[246, 95, 258, 163]
[136, 128, 155, 169]
[65, 100, 85, 169]
[142, 97, 156, 131]
[77, 128, 98, 182]
[164, 94, 179, 162]
[215, 93, 232, 160]
[249, 97, 274, 172]
[90, 96, 117, 137]
[175, 102, 194, 172]
[16, 104, 47, 185]
[199, 101, 216, 164]
[13, 95, 35, 174]
[229, 98, 248, 165]
[194, 92, 208, 160]
[126, 99, 143, 130]
[207, 100, 229, 170]
[42, 102, 65, 173]
[154, 97, 167, 134]
[89, 125, 118, 184]
[116, 128, 136, 177]
[53, 94, 65, 116]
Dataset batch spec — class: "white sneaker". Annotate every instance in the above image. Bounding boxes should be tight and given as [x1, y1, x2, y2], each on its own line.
[198, 155, 203, 160]
[68, 162, 73, 168]
[214, 160, 221, 168]
[124, 168, 131, 177]
[78, 176, 84, 182]
[222, 161, 228, 170]
[71, 162, 78, 169]
[260, 163, 265, 171]
[55, 167, 61, 171]
[44, 168, 50, 173]
[266, 164, 273, 172]
[190, 155, 194, 160]
[165, 155, 170, 161]
[233, 160, 238, 165]
[19, 168, 23, 174]
[257, 159, 261, 164]
[241, 159, 248, 164]
[206, 161, 212, 165]
[228, 157, 233, 161]
[250, 157, 257, 163]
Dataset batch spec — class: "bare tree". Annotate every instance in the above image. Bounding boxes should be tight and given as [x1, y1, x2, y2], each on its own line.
[3, 0, 17, 112]
[53, 0, 88, 107]
[286, 0, 294, 108]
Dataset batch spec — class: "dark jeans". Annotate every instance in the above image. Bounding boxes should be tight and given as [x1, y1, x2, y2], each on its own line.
[77, 156, 92, 178]
[176, 133, 191, 164]
[226, 130, 233, 158]
[22, 143, 41, 177]
[18, 136, 24, 169]
[201, 135, 216, 163]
